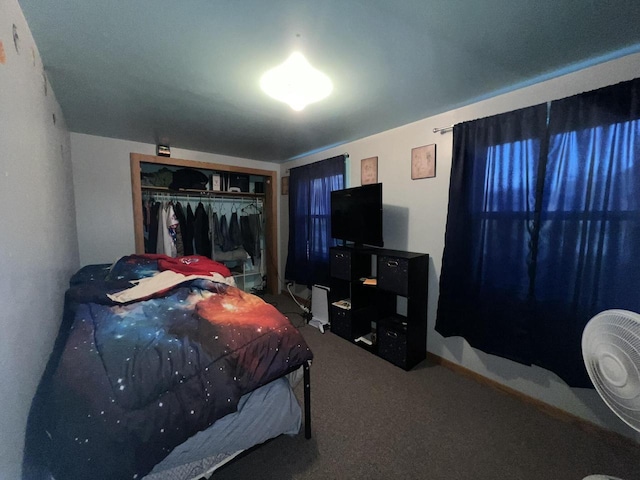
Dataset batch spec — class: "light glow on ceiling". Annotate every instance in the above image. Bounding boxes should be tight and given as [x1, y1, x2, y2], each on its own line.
[260, 52, 333, 111]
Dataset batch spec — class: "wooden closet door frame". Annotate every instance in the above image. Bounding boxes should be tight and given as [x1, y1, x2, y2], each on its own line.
[130, 153, 279, 295]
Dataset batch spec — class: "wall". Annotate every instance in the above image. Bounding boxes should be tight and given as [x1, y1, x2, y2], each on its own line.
[281, 53, 640, 440]
[0, 1, 80, 478]
[70, 133, 282, 267]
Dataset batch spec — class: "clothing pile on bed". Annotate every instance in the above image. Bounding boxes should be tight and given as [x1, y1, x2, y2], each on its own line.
[23, 254, 313, 480]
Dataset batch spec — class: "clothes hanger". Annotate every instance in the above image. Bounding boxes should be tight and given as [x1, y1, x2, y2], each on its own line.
[241, 202, 261, 214]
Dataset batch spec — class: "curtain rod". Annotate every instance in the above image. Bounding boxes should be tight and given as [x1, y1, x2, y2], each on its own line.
[285, 152, 348, 174]
[433, 125, 454, 133]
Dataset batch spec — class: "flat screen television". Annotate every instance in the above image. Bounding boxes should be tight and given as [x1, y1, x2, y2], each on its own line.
[331, 183, 383, 247]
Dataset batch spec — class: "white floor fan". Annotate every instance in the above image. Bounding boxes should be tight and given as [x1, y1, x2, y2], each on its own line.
[581, 309, 640, 480]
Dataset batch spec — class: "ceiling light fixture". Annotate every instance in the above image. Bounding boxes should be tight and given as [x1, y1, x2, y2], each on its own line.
[260, 52, 333, 111]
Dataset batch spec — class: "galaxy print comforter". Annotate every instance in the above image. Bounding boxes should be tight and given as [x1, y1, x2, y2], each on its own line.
[24, 255, 313, 480]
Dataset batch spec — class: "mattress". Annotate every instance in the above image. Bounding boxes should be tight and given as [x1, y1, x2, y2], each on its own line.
[146, 375, 302, 480]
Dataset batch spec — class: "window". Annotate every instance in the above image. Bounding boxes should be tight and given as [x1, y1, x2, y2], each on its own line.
[285, 155, 345, 287]
[436, 78, 640, 387]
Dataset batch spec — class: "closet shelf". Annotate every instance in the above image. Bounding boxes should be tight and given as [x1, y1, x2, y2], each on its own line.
[142, 186, 265, 199]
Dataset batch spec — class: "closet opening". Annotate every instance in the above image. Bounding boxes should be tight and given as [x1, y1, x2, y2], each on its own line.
[130, 153, 279, 295]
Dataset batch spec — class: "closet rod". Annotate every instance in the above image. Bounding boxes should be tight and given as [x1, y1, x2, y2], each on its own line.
[146, 193, 263, 203]
[142, 188, 263, 201]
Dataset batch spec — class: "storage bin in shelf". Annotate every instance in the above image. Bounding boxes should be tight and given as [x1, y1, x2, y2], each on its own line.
[377, 315, 409, 369]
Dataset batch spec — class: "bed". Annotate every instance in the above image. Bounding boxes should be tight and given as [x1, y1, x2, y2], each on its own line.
[23, 254, 313, 480]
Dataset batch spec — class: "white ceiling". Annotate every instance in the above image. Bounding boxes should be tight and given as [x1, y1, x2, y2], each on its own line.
[18, 0, 640, 162]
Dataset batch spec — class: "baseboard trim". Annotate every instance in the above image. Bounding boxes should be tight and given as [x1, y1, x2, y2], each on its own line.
[426, 352, 640, 450]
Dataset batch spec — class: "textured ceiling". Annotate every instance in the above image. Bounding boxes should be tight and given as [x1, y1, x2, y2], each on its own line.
[18, 0, 640, 162]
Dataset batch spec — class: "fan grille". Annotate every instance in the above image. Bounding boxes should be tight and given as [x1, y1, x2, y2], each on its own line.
[582, 309, 640, 432]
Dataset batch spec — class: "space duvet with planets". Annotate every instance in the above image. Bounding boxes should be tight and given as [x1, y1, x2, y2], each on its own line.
[25, 255, 313, 480]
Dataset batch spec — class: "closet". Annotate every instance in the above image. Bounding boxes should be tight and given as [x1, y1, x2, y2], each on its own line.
[130, 153, 278, 294]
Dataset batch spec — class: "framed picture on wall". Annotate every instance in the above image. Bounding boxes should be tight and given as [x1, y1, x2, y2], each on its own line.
[411, 144, 436, 179]
[281, 176, 289, 195]
[361, 156, 378, 185]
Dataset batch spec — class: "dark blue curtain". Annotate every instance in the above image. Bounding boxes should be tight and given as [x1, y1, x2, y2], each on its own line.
[436, 78, 640, 387]
[532, 78, 640, 384]
[285, 155, 345, 287]
[436, 104, 548, 366]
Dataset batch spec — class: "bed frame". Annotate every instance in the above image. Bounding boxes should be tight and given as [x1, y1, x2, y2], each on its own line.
[303, 360, 312, 439]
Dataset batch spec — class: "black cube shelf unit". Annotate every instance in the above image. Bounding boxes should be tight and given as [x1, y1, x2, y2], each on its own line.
[328, 246, 429, 370]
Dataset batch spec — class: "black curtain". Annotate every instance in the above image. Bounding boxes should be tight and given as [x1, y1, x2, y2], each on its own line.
[285, 155, 345, 287]
[436, 77, 640, 387]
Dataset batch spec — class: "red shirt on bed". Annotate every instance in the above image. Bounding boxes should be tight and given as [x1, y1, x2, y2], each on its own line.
[142, 254, 232, 278]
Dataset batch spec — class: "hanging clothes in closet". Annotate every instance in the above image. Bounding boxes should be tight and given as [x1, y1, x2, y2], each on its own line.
[241, 212, 262, 264]
[211, 208, 221, 252]
[142, 195, 182, 257]
[229, 209, 243, 250]
[168, 202, 183, 257]
[144, 199, 161, 254]
[186, 203, 196, 255]
[142, 193, 264, 272]
[193, 201, 211, 257]
[208, 200, 263, 271]
[174, 202, 191, 255]
[154, 200, 180, 257]
[217, 211, 235, 252]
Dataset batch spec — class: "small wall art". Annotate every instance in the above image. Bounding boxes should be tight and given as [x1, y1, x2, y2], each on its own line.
[361, 156, 378, 185]
[411, 144, 436, 179]
[281, 176, 289, 195]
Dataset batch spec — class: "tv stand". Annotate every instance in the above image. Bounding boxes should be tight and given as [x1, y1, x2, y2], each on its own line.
[328, 246, 428, 370]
